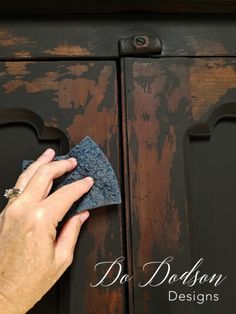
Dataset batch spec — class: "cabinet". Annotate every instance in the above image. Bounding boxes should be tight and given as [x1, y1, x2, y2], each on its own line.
[0, 14, 235, 314]
[123, 57, 236, 314]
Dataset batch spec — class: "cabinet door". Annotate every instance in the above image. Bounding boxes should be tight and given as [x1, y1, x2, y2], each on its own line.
[0, 61, 126, 314]
[122, 57, 236, 314]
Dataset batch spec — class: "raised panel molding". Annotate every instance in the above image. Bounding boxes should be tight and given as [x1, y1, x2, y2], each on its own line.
[184, 103, 236, 313]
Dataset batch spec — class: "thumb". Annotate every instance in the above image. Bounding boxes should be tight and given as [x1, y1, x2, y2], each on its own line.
[55, 211, 90, 266]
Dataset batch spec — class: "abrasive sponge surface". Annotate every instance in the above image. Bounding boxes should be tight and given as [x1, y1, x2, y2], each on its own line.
[22, 136, 121, 223]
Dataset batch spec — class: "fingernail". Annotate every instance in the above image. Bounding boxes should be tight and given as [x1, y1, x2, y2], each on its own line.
[83, 176, 94, 184]
[43, 148, 54, 156]
[68, 157, 77, 164]
[80, 211, 90, 223]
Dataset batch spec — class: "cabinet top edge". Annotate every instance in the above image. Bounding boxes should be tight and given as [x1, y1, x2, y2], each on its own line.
[1, 0, 236, 15]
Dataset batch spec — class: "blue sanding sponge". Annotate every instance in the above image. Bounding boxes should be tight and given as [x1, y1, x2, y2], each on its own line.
[22, 136, 121, 223]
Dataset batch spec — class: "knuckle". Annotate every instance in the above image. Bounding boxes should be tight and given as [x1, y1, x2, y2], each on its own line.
[31, 208, 45, 222]
[37, 164, 51, 177]
[4, 201, 46, 233]
[22, 208, 46, 231]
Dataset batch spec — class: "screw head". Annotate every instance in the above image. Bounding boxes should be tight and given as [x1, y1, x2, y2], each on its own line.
[133, 36, 149, 49]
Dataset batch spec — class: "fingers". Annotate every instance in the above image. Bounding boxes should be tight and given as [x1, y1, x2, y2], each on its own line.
[54, 211, 90, 268]
[20, 158, 78, 202]
[41, 176, 94, 223]
[15, 148, 55, 191]
[7, 148, 55, 206]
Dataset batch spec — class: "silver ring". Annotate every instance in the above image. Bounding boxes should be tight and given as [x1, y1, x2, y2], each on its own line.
[4, 187, 22, 199]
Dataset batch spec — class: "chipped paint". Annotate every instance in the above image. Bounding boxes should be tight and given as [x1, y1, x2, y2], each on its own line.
[44, 43, 91, 56]
[57, 63, 91, 108]
[167, 63, 189, 113]
[60, 64, 115, 144]
[3, 71, 58, 94]
[63, 64, 89, 76]
[14, 50, 32, 58]
[190, 59, 236, 120]
[44, 117, 59, 128]
[5, 62, 31, 77]
[130, 62, 181, 266]
[0, 30, 35, 47]
[123, 59, 197, 314]
[62, 61, 123, 314]
[0, 60, 124, 313]
[187, 37, 228, 56]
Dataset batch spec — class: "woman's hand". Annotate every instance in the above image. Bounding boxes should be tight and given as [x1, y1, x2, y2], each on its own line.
[0, 148, 94, 314]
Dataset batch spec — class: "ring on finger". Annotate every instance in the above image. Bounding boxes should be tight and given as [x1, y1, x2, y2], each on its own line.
[4, 187, 22, 199]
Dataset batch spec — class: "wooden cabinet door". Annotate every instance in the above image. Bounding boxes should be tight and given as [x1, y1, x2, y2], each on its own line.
[1, 56, 236, 314]
[122, 57, 236, 314]
[0, 61, 126, 314]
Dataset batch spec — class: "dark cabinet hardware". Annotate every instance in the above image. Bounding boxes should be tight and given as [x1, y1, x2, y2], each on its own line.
[119, 34, 162, 56]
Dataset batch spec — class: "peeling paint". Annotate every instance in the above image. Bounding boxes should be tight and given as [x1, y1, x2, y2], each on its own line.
[0, 30, 35, 47]
[3, 71, 58, 94]
[130, 62, 181, 265]
[187, 37, 228, 55]
[14, 50, 32, 58]
[63, 64, 89, 76]
[167, 63, 189, 113]
[62, 61, 122, 314]
[190, 59, 236, 120]
[0, 59, 123, 313]
[44, 43, 91, 56]
[60, 64, 115, 145]
[44, 117, 59, 128]
[5, 62, 31, 77]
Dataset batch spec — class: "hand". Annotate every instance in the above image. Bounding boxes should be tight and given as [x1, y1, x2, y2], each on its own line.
[0, 148, 94, 314]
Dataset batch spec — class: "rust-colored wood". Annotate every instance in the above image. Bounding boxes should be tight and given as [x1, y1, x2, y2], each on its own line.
[0, 60, 126, 314]
[123, 57, 236, 313]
